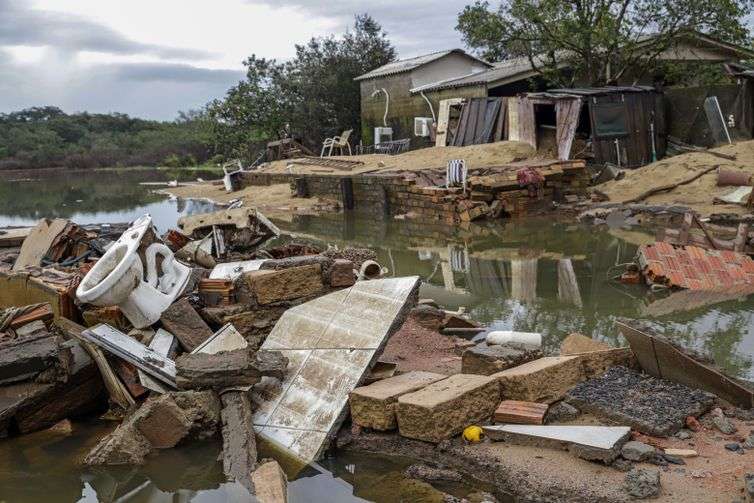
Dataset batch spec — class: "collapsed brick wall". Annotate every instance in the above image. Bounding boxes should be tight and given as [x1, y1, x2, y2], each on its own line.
[239, 159, 590, 223]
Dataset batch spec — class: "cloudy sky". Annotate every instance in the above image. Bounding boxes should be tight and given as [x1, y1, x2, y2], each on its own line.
[0, 0, 468, 120]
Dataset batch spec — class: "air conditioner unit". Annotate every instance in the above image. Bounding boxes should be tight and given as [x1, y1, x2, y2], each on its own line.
[414, 117, 433, 137]
[374, 127, 393, 145]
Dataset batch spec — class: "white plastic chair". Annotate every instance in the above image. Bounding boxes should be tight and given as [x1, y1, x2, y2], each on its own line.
[321, 129, 353, 157]
[446, 159, 467, 194]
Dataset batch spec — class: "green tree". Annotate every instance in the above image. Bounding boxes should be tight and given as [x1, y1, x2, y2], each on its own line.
[208, 14, 395, 162]
[456, 0, 754, 86]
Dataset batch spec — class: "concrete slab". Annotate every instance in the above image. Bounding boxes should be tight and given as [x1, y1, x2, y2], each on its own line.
[483, 424, 631, 463]
[350, 371, 447, 430]
[251, 276, 419, 463]
[492, 356, 582, 404]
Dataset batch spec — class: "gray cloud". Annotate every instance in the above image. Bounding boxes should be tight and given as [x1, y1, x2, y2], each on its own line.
[251, 0, 469, 55]
[0, 0, 213, 60]
[0, 55, 243, 119]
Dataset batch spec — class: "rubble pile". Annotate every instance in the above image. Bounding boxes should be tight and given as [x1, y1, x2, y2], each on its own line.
[1, 207, 753, 503]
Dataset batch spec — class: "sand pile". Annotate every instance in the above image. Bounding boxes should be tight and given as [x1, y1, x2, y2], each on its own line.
[597, 140, 754, 216]
[259, 141, 537, 175]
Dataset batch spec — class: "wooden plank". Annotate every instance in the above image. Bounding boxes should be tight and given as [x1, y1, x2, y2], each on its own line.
[435, 99, 463, 147]
[452, 102, 470, 147]
[734, 223, 750, 252]
[8, 303, 53, 330]
[494, 400, 548, 424]
[56, 317, 135, 409]
[557, 259, 582, 307]
[678, 212, 693, 245]
[617, 322, 754, 409]
[138, 329, 179, 394]
[0, 227, 32, 248]
[80, 324, 177, 388]
[12, 219, 70, 271]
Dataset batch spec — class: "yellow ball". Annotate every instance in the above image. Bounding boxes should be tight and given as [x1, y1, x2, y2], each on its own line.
[463, 425, 483, 442]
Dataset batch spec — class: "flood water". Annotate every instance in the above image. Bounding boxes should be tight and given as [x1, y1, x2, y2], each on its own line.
[0, 167, 752, 502]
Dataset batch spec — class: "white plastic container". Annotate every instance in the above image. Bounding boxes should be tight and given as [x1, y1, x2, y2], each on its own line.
[486, 330, 542, 348]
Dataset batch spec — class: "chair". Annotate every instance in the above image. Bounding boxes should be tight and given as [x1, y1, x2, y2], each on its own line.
[446, 159, 468, 194]
[321, 130, 353, 157]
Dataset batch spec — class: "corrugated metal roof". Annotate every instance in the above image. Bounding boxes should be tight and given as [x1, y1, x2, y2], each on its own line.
[524, 86, 658, 99]
[410, 55, 565, 93]
[354, 49, 490, 81]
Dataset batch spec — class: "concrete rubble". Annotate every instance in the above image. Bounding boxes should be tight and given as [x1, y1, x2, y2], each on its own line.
[1, 205, 753, 503]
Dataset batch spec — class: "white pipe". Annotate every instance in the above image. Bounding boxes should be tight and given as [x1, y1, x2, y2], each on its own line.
[371, 88, 390, 127]
[486, 330, 542, 348]
[420, 90, 436, 122]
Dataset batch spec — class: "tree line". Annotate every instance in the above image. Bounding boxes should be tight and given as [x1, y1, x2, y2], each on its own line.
[2, 2, 752, 170]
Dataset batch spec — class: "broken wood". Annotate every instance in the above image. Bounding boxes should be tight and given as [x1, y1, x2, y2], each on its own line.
[56, 317, 135, 409]
[160, 297, 214, 352]
[220, 391, 257, 493]
[622, 165, 719, 204]
[494, 400, 549, 425]
[175, 349, 287, 390]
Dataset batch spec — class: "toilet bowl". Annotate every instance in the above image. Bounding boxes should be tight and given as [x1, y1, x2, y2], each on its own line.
[77, 215, 191, 329]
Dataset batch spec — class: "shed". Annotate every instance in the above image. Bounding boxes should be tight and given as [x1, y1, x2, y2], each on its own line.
[515, 87, 666, 168]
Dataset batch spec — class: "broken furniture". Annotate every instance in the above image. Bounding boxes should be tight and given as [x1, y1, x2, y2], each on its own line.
[76, 215, 191, 329]
[320, 129, 353, 157]
[251, 276, 420, 463]
[451, 97, 507, 147]
[266, 137, 314, 161]
[12, 218, 91, 271]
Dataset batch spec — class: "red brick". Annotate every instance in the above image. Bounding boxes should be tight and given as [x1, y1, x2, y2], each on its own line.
[642, 246, 659, 261]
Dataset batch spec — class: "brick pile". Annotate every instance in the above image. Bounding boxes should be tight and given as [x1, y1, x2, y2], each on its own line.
[638, 242, 754, 290]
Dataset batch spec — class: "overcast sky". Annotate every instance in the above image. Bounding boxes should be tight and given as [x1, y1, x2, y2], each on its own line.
[0, 0, 468, 120]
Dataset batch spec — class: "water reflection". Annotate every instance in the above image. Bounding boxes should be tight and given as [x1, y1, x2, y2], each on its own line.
[0, 168, 219, 230]
[280, 213, 754, 380]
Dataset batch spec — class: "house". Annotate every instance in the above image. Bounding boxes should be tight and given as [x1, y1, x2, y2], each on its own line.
[355, 49, 492, 145]
[355, 32, 754, 152]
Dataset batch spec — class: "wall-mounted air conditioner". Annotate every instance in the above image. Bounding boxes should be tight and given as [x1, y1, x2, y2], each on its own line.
[374, 127, 393, 145]
[414, 117, 433, 137]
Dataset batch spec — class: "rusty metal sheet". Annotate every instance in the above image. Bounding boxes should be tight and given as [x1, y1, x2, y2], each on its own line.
[252, 276, 420, 463]
[617, 321, 754, 408]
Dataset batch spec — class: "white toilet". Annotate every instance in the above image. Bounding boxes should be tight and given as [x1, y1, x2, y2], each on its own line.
[77, 215, 191, 329]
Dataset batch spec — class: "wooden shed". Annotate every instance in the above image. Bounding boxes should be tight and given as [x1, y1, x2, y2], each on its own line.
[514, 87, 666, 168]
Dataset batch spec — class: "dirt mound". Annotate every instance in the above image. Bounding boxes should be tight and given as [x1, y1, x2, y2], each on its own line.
[259, 141, 537, 175]
[596, 140, 754, 216]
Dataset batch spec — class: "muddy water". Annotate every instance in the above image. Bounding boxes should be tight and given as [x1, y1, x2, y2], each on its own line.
[0, 169, 753, 502]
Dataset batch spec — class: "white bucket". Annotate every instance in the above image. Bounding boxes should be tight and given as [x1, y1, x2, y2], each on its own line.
[486, 330, 542, 348]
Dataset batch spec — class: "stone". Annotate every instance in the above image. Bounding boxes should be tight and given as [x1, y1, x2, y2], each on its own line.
[251, 460, 288, 503]
[135, 397, 191, 449]
[84, 391, 221, 465]
[410, 304, 445, 330]
[160, 297, 213, 352]
[712, 414, 738, 435]
[329, 259, 355, 287]
[397, 374, 499, 443]
[621, 441, 656, 462]
[462, 342, 542, 375]
[221, 391, 257, 493]
[46, 418, 73, 435]
[546, 401, 580, 423]
[566, 366, 715, 437]
[349, 371, 447, 430]
[0, 333, 71, 384]
[245, 264, 323, 305]
[560, 333, 611, 355]
[484, 424, 631, 463]
[745, 473, 754, 503]
[725, 442, 744, 453]
[624, 468, 661, 499]
[492, 356, 583, 404]
[663, 448, 697, 458]
[743, 432, 754, 449]
[674, 429, 693, 440]
[403, 464, 463, 483]
[661, 454, 685, 465]
[175, 349, 288, 390]
[612, 458, 634, 472]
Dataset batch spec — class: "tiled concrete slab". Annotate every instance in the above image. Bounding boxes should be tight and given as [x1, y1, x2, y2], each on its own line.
[252, 276, 420, 463]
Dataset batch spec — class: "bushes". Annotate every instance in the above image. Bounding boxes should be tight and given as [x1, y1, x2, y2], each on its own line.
[0, 107, 213, 170]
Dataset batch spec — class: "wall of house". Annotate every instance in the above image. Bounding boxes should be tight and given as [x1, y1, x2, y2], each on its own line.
[359, 73, 486, 146]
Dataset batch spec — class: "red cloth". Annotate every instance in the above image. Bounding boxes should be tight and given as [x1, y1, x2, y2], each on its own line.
[517, 167, 544, 186]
